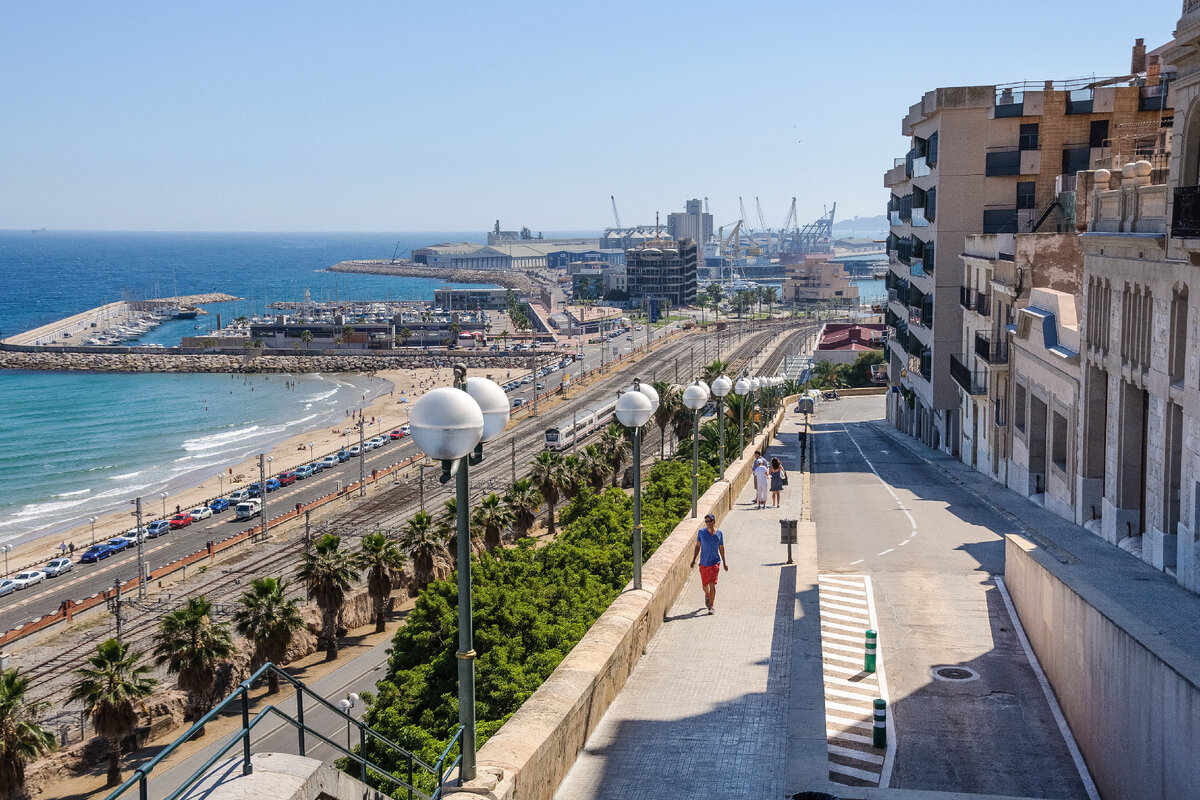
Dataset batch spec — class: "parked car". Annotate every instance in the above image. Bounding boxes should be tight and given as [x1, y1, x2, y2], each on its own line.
[147, 520, 171, 537]
[11, 571, 45, 590]
[209, 497, 231, 513]
[107, 537, 134, 551]
[535, 382, 545, 390]
[293, 464, 314, 479]
[189, 506, 213, 521]
[521, 376, 533, 384]
[399, 424, 410, 435]
[276, 471, 297, 486]
[336, 449, 351, 462]
[321, 454, 341, 468]
[169, 513, 193, 529]
[228, 489, 252, 503]
[44, 558, 72, 577]
[122, 526, 149, 542]
[513, 397, 524, 407]
[348, 444, 362, 457]
[235, 499, 262, 520]
[308, 461, 324, 474]
[79, 543, 117, 563]
[265, 477, 281, 492]
[0, 581, 15, 597]
[389, 428, 403, 439]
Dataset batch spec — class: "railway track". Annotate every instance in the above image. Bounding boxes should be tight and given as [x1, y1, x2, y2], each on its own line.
[24, 320, 815, 726]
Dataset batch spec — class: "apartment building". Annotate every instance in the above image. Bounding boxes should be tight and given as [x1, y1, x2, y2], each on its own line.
[625, 238, 699, 309]
[885, 52, 1174, 455]
[783, 253, 860, 306]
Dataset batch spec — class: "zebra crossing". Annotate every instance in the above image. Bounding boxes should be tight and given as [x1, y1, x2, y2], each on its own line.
[818, 574, 893, 788]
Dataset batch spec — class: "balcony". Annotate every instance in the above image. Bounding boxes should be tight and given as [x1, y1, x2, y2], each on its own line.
[911, 207, 929, 227]
[975, 292, 991, 316]
[1140, 84, 1169, 112]
[960, 286, 975, 310]
[985, 148, 1022, 176]
[950, 354, 988, 395]
[1066, 89, 1093, 115]
[975, 330, 1008, 364]
[910, 259, 926, 278]
[994, 88, 1024, 118]
[1173, 185, 1200, 238]
[911, 156, 931, 178]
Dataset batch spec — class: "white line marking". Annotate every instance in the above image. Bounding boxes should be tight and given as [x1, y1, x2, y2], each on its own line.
[862, 575, 895, 787]
[821, 610, 873, 625]
[996, 577, 1101, 800]
[829, 763, 885, 782]
[823, 651, 869, 666]
[825, 699, 878, 716]
[828, 728, 875, 746]
[850, 559, 864, 565]
[898, 540, 909, 546]
[821, 621, 871, 634]
[876, 548, 894, 556]
[823, 641, 869, 655]
[819, 588, 868, 600]
[826, 714, 872, 730]
[820, 600, 870, 614]
[828, 744, 886, 765]
[819, 576, 867, 587]
[839, 422, 918, 531]
[824, 662, 870, 676]
[825, 675, 878, 690]
[821, 631, 868, 645]
[826, 687, 881, 703]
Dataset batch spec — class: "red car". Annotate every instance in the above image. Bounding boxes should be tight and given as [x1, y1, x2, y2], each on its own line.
[169, 513, 193, 529]
[277, 471, 297, 486]
[390, 429, 405, 440]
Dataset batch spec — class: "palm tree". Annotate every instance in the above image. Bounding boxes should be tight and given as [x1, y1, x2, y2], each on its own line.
[153, 596, 235, 728]
[472, 493, 514, 553]
[559, 455, 587, 501]
[69, 639, 156, 788]
[761, 286, 778, 317]
[530, 450, 566, 536]
[811, 360, 846, 390]
[497, 329, 510, 350]
[300, 329, 314, 350]
[233, 577, 304, 694]
[599, 424, 629, 487]
[651, 382, 681, 459]
[399, 511, 445, 593]
[579, 444, 609, 492]
[700, 359, 727, 386]
[397, 327, 413, 348]
[342, 324, 355, 344]
[0, 669, 54, 798]
[504, 479, 542, 539]
[298, 534, 359, 661]
[355, 533, 406, 633]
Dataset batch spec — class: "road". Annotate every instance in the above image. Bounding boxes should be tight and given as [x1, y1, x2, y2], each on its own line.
[809, 395, 1094, 797]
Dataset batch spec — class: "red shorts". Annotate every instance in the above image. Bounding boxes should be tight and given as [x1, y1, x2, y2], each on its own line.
[699, 564, 721, 585]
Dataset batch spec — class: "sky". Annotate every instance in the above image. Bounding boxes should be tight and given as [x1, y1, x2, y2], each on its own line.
[0, 1, 1184, 233]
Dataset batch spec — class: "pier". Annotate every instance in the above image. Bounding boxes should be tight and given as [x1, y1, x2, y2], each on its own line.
[1, 294, 239, 347]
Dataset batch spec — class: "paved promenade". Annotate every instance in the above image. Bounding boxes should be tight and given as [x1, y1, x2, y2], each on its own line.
[553, 413, 831, 799]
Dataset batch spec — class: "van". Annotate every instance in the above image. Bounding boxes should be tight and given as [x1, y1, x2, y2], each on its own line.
[235, 500, 262, 520]
[229, 489, 252, 503]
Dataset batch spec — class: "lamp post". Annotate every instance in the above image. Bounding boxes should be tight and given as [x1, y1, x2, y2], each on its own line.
[0, 545, 11, 577]
[410, 364, 508, 784]
[216, 473, 225, 496]
[337, 692, 360, 752]
[88, 516, 98, 545]
[615, 380, 657, 590]
[682, 380, 710, 518]
[710, 375, 732, 478]
[734, 376, 750, 454]
[159, 491, 168, 518]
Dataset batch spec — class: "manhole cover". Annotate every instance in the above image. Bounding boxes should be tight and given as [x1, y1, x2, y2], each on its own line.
[931, 666, 979, 682]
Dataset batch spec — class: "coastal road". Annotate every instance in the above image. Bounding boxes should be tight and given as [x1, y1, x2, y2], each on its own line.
[809, 396, 1093, 796]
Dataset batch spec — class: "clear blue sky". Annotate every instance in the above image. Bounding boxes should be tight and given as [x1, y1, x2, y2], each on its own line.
[0, 1, 1183, 233]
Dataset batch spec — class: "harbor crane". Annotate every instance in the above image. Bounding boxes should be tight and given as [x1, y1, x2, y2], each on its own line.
[611, 196, 622, 229]
[739, 197, 752, 233]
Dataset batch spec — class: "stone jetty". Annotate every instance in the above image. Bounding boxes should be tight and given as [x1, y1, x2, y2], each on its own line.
[327, 260, 533, 294]
[0, 350, 542, 374]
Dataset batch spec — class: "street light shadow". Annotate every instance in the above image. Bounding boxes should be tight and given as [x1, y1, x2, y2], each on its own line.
[663, 608, 708, 622]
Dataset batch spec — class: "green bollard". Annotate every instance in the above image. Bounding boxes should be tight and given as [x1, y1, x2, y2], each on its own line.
[864, 629, 877, 673]
[873, 698, 887, 748]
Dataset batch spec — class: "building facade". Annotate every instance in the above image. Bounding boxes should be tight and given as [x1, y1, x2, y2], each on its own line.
[784, 254, 860, 306]
[625, 238, 699, 309]
[667, 198, 713, 246]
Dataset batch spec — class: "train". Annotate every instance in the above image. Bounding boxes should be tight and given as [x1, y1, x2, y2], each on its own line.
[544, 396, 619, 451]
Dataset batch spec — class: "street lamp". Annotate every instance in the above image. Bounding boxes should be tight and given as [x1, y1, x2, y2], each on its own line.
[159, 491, 168, 518]
[216, 473, 225, 496]
[615, 379, 656, 590]
[734, 377, 750, 454]
[337, 692, 360, 752]
[710, 375, 732, 477]
[409, 364, 508, 784]
[682, 380, 710, 518]
[0, 545, 11, 577]
[88, 516, 98, 545]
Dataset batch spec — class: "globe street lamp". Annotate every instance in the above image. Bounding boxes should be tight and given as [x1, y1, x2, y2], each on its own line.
[337, 692, 360, 752]
[88, 516, 98, 545]
[710, 375, 732, 477]
[615, 380, 656, 590]
[0, 545, 11, 577]
[734, 376, 750, 454]
[159, 491, 168, 518]
[682, 380, 710, 518]
[216, 473, 225, 496]
[410, 364, 507, 784]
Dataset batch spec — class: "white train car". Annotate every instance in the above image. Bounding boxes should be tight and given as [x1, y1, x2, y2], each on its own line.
[544, 396, 620, 451]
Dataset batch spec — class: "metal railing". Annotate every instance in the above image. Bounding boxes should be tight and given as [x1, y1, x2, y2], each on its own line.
[1173, 185, 1200, 238]
[950, 354, 987, 395]
[975, 330, 1008, 364]
[105, 663, 462, 800]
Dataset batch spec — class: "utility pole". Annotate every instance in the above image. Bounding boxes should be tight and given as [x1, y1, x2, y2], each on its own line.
[358, 422, 366, 497]
[304, 509, 311, 543]
[511, 438, 516, 485]
[419, 462, 426, 512]
[113, 580, 123, 644]
[259, 454, 269, 541]
[132, 497, 146, 598]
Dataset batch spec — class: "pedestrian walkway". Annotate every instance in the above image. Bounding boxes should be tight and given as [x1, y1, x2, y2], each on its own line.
[552, 412, 832, 800]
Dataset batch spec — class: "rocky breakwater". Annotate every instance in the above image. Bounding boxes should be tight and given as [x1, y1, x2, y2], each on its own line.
[327, 259, 533, 294]
[0, 350, 543, 373]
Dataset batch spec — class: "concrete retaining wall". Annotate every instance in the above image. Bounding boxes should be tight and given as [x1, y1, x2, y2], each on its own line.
[444, 406, 789, 800]
[1004, 534, 1200, 800]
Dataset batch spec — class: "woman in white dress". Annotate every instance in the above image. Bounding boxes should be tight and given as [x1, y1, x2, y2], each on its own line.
[753, 451, 769, 509]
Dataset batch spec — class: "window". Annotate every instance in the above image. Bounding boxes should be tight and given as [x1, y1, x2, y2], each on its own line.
[1019, 123, 1039, 151]
[1014, 384, 1027, 433]
[1062, 147, 1090, 176]
[927, 132, 939, 166]
[1017, 182, 1036, 210]
[1052, 411, 1068, 471]
[1089, 120, 1109, 149]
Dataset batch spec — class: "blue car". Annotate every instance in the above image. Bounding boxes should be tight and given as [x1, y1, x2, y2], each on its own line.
[209, 497, 231, 513]
[308, 461, 324, 474]
[293, 464, 314, 479]
[248, 483, 263, 498]
[147, 520, 171, 537]
[106, 538, 131, 553]
[79, 543, 116, 563]
[336, 450, 350, 462]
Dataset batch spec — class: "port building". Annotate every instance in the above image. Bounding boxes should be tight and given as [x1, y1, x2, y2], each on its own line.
[625, 237, 699, 310]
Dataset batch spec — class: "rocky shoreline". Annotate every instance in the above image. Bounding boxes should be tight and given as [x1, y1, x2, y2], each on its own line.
[0, 350, 542, 373]
[326, 260, 534, 294]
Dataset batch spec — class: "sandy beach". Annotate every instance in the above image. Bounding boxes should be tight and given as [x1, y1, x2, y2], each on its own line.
[6, 366, 465, 576]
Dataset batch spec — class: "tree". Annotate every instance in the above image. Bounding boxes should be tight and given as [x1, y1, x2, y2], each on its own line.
[599, 424, 629, 487]
[579, 444, 609, 492]
[700, 359, 727, 386]
[651, 382, 681, 459]
[705, 283, 724, 320]
[671, 403, 697, 453]
[761, 286, 778, 317]
[504, 478, 542, 539]
[472, 493, 514, 553]
[559, 455, 588, 501]
[69, 639, 156, 788]
[397, 327, 413, 348]
[497, 329, 510, 350]
[0, 669, 54, 798]
[733, 290, 753, 318]
[300, 329, 314, 350]
[153, 596, 235, 729]
[811, 359, 847, 389]
[298, 534, 359, 661]
[233, 577, 305, 694]
[356, 533, 406, 633]
[530, 450, 566, 536]
[400, 511, 445, 593]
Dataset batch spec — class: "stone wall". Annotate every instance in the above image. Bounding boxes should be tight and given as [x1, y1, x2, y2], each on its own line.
[0, 350, 543, 373]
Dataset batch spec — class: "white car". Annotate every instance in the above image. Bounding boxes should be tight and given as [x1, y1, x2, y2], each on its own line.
[0, 581, 14, 598]
[44, 558, 73, 577]
[348, 444, 363, 456]
[189, 506, 214, 521]
[122, 527, 150, 542]
[10, 571, 45, 590]
[321, 454, 340, 468]
[228, 489, 252, 503]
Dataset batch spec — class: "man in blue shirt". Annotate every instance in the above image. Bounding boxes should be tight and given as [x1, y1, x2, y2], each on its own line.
[690, 513, 728, 614]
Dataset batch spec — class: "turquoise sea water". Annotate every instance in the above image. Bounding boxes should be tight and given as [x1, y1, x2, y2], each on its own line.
[0, 230, 544, 543]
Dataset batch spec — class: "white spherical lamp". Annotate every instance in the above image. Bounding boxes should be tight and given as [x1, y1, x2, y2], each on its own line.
[750, 378, 761, 392]
[615, 389, 653, 428]
[734, 377, 750, 396]
[466, 377, 510, 442]
[682, 380, 709, 411]
[711, 375, 732, 397]
[410, 387, 484, 460]
[635, 380, 660, 413]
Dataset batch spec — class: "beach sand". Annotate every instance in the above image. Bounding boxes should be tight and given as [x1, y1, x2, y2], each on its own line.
[9, 366, 462, 576]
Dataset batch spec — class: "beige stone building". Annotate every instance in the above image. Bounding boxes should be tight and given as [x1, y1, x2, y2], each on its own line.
[783, 254, 859, 306]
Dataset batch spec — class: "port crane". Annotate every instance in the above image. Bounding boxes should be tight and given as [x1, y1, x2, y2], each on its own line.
[610, 196, 622, 229]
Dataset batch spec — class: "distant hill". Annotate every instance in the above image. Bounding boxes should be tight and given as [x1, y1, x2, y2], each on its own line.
[833, 215, 887, 231]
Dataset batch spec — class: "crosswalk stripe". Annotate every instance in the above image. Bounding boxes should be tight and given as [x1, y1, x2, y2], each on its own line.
[825, 686, 880, 704]
[825, 675, 878, 690]
[820, 600, 869, 614]
[826, 714, 872, 730]
[829, 763, 884, 782]
[819, 587, 868, 601]
[828, 728, 875, 745]
[821, 620, 870, 634]
[821, 610, 872, 625]
[821, 630, 867, 645]
[823, 651, 867, 666]
[823, 641, 867, 655]
[825, 699, 876, 715]
[828, 744, 885, 765]
[819, 576, 866, 588]
[823, 662, 868, 676]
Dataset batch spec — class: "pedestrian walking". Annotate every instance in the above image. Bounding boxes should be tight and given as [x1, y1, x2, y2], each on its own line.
[690, 513, 727, 614]
[59, 541, 67, 555]
[68, 542, 75, 556]
[769, 457, 787, 508]
[753, 452, 769, 509]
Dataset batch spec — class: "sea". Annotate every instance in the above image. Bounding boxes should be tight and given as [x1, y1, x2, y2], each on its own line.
[0, 230, 536, 545]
